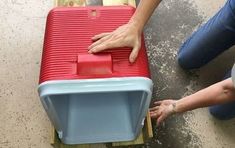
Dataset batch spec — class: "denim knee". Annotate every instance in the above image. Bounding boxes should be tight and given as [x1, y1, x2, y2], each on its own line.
[209, 105, 235, 120]
[177, 51, 201, 70]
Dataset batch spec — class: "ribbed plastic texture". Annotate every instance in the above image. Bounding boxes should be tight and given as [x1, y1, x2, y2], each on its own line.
[40, 6, 150, 84]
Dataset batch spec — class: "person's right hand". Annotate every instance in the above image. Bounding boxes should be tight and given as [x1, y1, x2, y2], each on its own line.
[88, 22, 142, 63]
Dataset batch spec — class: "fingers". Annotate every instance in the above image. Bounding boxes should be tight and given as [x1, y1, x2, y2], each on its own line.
[157, 115, 164, 126]
[150, 112, 157, 118]
[149, 106, 159, 111]
[89, 33, 120, 53]
[89, 44, 109, 53]
[89, 38, 124, 53]
[151, 110, 168, 125]
[150, 109, 162, 119]
[150, 106, 162, 117]
[149, 101, 162, 111]
[88, 35, 110, 51]
[150, 103, 168, 125]
[154, 101, 163, 106]
[129, 44, 140, 63]
[92, 33, 110, 41]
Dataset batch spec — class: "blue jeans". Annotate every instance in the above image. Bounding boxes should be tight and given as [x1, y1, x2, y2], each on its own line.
[177, 0, 235, 120]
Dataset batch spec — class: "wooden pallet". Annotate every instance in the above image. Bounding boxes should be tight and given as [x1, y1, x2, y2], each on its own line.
[51, 0, 153, 147]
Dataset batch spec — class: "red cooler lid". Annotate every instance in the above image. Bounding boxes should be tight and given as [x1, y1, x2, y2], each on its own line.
[39, 6, 150, 84]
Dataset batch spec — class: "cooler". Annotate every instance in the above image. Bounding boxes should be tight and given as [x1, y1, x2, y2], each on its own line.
[38, 6, 153, 144]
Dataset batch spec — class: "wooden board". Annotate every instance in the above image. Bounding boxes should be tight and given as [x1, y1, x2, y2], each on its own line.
[55, 0, 86, 7]
[112, 132, 144, 147]
[51, 1, 153, 147]
[102, 0, 136, 7]
[145, 110, 153, 138]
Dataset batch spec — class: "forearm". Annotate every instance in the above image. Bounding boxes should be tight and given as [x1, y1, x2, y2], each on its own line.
[129, 0, 162, 32]
[175, 78, 235, 113]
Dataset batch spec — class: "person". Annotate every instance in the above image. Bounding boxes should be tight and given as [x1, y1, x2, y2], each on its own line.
[88, 0, 235, 125]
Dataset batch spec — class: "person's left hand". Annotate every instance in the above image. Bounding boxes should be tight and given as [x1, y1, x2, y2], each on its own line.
[150, 99, 176, 125]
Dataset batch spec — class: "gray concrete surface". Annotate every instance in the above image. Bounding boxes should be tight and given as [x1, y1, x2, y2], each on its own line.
[1, 0, 235, 148]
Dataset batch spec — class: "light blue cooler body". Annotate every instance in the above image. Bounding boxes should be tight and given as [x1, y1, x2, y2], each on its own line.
[38, 77, 153, 144]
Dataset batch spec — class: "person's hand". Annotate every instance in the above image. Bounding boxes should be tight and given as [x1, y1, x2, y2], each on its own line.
[88, 22, 142, 63]
[150, 99, 177, 125]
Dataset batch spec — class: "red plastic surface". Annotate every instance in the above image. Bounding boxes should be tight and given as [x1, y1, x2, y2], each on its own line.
[39, 6, 150, 84]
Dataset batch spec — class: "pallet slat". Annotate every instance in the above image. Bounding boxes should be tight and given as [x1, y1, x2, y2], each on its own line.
[102, 0, 136, 7]
[55, 0, 86, 7]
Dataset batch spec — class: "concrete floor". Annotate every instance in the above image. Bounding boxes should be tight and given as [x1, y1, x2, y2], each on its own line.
[1, 0, 235, 148]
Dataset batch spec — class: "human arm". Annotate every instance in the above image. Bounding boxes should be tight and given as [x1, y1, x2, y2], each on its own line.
[88, 0, 162, 63]
[150, 78, 235, 125]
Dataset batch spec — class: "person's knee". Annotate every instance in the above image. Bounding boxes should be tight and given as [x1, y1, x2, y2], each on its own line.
[177, 40, 202, 70]
[177, 53, 189, 70]
[209, 106, 233, 120]
[209, 106, 224, 120]
[177, 52, 199, 70]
